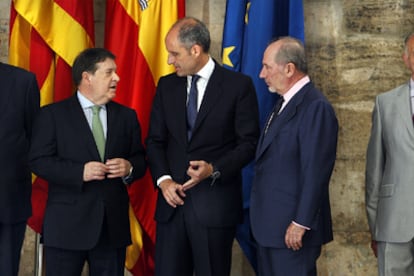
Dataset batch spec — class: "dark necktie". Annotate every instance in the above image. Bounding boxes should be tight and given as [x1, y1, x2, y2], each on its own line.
[187, 75, 200, 139]
[264, 96, 284, 134]
[91, 105, 106, 161]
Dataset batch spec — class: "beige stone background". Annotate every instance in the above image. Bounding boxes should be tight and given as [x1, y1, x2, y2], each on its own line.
[1, 0, 413, 275]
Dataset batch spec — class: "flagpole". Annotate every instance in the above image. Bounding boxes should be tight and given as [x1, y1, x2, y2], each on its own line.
[34, 233, 43, 276]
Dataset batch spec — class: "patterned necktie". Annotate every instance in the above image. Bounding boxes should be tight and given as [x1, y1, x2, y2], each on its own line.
[187, 75, 200, 139]
[91, 105, 105, 161]
[264, 96, 284, 134]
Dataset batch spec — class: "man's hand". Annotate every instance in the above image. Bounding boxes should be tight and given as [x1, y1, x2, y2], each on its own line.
[285, 222, 306, 251]
[83, 161, 109, 181]
[105, 158, 131, 178]
[183, 160, 213, 191]
[159, 179, 186, 208]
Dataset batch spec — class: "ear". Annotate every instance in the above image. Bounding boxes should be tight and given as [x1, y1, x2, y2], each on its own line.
[403, 52, 410, 68]
[82, 71, 91, 83]
[191, 44, 202, 57]
[285, 62, 296, 78]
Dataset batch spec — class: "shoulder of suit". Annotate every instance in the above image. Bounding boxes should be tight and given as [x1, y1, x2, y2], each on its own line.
[0, 62, 34, 75]
[217, 64, 250, 78]
[378, 83, 408, 99]
[41, 95, 75, 111]
[107, 100, 136, 114]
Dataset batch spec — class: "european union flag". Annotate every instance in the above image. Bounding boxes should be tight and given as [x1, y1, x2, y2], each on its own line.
[222, 0, 304, 272]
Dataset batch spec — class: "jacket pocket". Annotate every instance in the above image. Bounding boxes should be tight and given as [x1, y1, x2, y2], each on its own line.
[379, 184, 394, 197]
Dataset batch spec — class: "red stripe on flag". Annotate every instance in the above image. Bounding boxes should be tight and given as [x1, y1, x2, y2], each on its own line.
[54, 0, 95, 42]
[54, 58, 74, 101]
[29, 29, 54, 87]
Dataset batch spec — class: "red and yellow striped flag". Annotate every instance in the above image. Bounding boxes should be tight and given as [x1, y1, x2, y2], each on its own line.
[104, 0, 185, 275]
[9, 0, 95, 233]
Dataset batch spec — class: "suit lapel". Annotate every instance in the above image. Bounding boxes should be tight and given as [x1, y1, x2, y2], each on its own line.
[256, 84, 309, 161]
[68, 95, 102, 160]
[105, 102, 117, 159]
[173, 77, 189, 144]
[395, 84, 414, 137]
[191, 65, 222, 139]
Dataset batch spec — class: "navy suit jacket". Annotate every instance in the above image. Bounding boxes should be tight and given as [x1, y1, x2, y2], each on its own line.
[250, 82, 338, 248]
[146, 64, 260, 227]
[0, 63, 40, 224]
[29, 95, 146, 250]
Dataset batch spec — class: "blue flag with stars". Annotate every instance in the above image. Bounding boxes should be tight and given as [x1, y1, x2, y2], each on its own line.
[222, 0, 304, 272]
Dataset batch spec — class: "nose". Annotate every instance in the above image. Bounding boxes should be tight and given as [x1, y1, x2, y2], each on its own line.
[259, 67, 266, 79]
[167, 54, 174, 65]
[113, 72, 120, 82]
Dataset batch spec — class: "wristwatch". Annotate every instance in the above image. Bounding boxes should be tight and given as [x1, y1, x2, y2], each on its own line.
[210, 163, 221, 186]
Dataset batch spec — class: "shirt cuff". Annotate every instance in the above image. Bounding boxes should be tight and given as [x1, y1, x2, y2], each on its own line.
[292, 221, 311, 230]
[157, 175, 172, 187]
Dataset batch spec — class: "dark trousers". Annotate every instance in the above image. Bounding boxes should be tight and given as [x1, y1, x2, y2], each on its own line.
[155, 196, 236, 276]
[257, 244, 321, 276]
[0, 221, 27, 276]
[44, 223, 126, 276]
[44, 246, 126, 276]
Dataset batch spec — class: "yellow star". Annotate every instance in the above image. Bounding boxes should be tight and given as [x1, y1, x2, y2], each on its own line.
[245, 2, 251, 24]
[222, 46, 235, 67]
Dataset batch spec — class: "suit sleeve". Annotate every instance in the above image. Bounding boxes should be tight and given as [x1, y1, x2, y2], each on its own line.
[124, 109, 147, 184]
[146, 79, 171, 185]
[213, 77, 260, 180]
[29, 106, 85, 192]
[24, 72, 41, 139]
[295, 99, 338, 228]
[365, 96, 384, 235]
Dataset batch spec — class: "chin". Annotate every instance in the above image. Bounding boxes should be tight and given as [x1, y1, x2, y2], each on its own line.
[268, 87, 277, 93]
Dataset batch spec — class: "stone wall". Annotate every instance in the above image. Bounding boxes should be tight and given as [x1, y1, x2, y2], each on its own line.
[1, 0, 414, 275]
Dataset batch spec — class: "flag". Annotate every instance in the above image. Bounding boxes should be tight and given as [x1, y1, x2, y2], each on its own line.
[9, 0, 95, 233]
[222, 0, 304, 272]
[104, 1, 185, 275]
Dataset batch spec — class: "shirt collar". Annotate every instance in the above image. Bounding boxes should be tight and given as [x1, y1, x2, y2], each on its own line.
[187, 56, 215, 83]
[282, 75, 310, 103]
[77, 91, 106, 110]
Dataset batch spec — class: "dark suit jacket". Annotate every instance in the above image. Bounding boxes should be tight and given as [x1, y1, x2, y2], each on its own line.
[146, 64, 260, 227]
[29, 95, 146, 250]
[250, 82, 338, 248]
[0, 63, 40, 224]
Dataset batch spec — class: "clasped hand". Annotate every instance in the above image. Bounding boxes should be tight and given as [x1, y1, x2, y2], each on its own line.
[83, 158, 131, 181]
[160, 160, 213, 208]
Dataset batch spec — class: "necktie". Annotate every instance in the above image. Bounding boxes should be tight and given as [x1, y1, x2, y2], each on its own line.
[91, 105, 105, 161]
[187, 75, 200, 139]
[264, 96, 284, 134]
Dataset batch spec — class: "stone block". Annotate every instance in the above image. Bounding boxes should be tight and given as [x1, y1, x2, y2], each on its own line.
[334, 102, 373, 160]
[343, 0, 414, 35]
[330, 158, 368, 232]
[317, 231, 377, 276]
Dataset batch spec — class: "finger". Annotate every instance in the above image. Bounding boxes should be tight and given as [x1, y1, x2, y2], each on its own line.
[182, 179, 196, 191]
[162, 192, 177, 208]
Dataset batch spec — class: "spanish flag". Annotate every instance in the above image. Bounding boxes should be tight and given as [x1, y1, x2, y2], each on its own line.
[9, 0, 95, 233]
[104, 0, 185, 275]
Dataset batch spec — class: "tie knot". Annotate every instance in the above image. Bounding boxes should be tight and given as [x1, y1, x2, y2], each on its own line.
[191, 75, 200, 85]
[91, 105, 101, 115]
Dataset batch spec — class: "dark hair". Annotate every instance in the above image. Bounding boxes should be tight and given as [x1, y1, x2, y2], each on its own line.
[272, 36, 308, 74]
[72, 48, 116, 86]
[173, 17, 211, 53]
